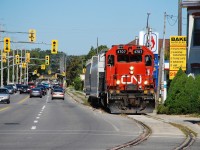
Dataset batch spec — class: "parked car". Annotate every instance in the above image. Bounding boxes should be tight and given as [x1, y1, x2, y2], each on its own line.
[29, 88, 43, 98]
[0, 88, 10, 104]
[4, 85, 14, 94]
[52, 89, 65, 100]
[19, 85, 31, 94]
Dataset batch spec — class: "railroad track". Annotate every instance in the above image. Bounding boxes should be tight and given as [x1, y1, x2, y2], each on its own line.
[67, 89, 197, 149]
[107, 119, 151, 150]
[145, 114, 196, 150]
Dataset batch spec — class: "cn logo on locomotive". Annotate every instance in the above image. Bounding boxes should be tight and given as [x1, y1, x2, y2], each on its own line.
[121, 75, 142, 84]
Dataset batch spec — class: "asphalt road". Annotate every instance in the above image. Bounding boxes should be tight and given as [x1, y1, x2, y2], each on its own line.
[0, 91, 142, 150]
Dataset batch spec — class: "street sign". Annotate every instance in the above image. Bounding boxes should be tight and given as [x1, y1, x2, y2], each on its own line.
[139, 31, 159, 54]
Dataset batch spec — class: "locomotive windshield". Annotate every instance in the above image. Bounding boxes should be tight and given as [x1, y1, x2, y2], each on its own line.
[117, 54, 142, 62]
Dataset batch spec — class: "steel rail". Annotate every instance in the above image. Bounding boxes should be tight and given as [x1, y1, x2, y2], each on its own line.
[107, 119, 151, 150]
[145, 114, 196, 150]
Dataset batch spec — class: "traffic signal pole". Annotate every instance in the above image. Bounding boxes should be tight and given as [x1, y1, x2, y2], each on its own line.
[0, 25, 2, 87]
[12, 50, 15, 83]
[7, 52, 10, 84]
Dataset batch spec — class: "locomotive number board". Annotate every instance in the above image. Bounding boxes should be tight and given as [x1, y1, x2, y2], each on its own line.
[133, 49, 143, 54]
[116, 49, 127, 54]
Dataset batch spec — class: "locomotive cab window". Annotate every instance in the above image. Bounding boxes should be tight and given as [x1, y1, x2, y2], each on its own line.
[107, 55, 114, 66]
[117, 55, 128, 62]
[130, 55, 142, 62]
[145, 55, 152, 66]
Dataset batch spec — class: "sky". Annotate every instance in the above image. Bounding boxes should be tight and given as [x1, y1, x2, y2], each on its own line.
[0, 0, 187, 55]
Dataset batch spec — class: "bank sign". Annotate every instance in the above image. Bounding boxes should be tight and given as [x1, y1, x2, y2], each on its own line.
[169, 36, 187, 80]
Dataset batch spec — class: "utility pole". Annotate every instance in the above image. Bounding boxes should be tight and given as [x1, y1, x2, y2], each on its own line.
[178, 0, 182, 36]
[12, 50, 15, 83]
[24, 49, 26, 84]
[146, 13, 151, 48]
[16, 50, 19, 84]
[0, 25, 3, 87]
[97, 37, 99, 54]
[156, 12, 167, 107]
[20, 49, 22, 84]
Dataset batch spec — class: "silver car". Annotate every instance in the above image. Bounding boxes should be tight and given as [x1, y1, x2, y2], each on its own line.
[51, 89, 65, 100]
[0, 88, 10, 104]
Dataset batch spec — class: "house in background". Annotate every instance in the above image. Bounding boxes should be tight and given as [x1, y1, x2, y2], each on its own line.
[182, 0, 200, 75]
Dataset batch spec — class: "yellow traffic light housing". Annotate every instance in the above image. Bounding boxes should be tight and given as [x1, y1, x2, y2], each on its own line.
[29, 29, 36, 42]
[45, 55, 50, 65]
[26, 52, 30, 63]
[51, 40, 58, 54]
[41, 64, 45, 70]
[2, 53, 7, 63]
[15, 55, 20, 64]
[33, 70, 37, 75]
[4, 37, 11, 53]
[22, 62, 26, 68]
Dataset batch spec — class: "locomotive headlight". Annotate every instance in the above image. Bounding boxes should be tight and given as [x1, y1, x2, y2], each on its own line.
[116, 80, 120, 85]
[129, 66, 134, 71]
[130, 71, 134, 74]
[144, 80, 149, 85]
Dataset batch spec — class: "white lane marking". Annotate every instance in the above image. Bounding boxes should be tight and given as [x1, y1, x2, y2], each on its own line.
[34, 120, 38, 123]
[42, 105, 46, 110]
[31, 126, 36, 130]
[38, 114, 41, 116]
[39, 111, 43, 114]
[36, 117, 40, 119]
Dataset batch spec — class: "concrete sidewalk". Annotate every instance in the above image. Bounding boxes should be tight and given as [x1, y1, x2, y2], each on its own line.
[149, 114, 200, 149]
[150, 114, 200, 137]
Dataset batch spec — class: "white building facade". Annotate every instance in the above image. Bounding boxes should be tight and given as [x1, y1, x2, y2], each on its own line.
[182, 0, 200, 74]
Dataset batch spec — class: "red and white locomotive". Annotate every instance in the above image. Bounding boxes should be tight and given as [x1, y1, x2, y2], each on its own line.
[84, 44, 155, 113]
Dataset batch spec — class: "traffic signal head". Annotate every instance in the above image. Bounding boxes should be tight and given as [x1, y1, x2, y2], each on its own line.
[4, 37, 10, 53]
[51, 40, 58, 54]
[2, 53, 6, 63]
[29, 29, 36, 42]
[15, 55, 20, 64]
[45, 55, 49, 65]
[26, 52, 30, 63]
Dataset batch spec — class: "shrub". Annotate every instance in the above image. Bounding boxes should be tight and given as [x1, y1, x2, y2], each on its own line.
[73, 77, 82, 91]
[163, 68, 200, 114]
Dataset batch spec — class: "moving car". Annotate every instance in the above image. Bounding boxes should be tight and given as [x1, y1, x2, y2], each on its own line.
[28, 82, 36, 89]
[19, 85, 31, 94]
[7, 84, 17, 93]
[4, 85, 14, 94]
[16, 84, 22, 91]
[0, 88, 10, 104]
[52, 89, 65, 100]
[29, 88, 43, 98]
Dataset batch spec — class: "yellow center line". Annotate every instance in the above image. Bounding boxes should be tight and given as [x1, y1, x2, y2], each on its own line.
[17, 96, 29, 104]
[0, 106, 10, 112]
[0, 96, 29, 112]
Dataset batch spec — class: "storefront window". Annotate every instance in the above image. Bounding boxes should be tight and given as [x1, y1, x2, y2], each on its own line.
[193, 17, 200, 46]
